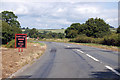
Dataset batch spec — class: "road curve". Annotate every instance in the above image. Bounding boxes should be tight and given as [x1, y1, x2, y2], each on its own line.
[14, 41, 120, 78]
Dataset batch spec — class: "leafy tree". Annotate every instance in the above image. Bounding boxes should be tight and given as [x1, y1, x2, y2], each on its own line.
[1, 11, 22, 44]
[57, 33, 65, 39]
[1, 21, 21, 44]
[28, 28, 39, 38]
[117, 25, 120, 33]
[66, 30, 78, 38]
[26, 27, 29, 29]
[65, 23, 81, 38]
[65, 18, 111, 38]
[84, 18, 110, 38]
[1, 11, 21, 27]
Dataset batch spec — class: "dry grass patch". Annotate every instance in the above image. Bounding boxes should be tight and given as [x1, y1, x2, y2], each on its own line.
[2, 42, 46, 78]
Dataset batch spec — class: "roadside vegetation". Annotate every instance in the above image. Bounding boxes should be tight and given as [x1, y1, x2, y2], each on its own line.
[1, 10, 120, 78]
[1, 11, 22, 44]
[1, 11, 47, 78]
[65, 18, 120, 47]
[1, 11, 120, 50]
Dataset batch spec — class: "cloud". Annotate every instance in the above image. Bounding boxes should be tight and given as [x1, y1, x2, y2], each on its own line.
[75, 6, 100, 14]
[1, 2, 118, 29]
[14, 5, 29, 15]
[1, 0, 119, 2]
[106, 18, 118, 27]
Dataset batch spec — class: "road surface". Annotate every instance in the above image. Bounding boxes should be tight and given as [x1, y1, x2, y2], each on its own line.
[14, 41, 120, 78]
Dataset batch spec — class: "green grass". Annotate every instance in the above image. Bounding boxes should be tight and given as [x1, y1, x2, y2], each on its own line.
[39, 38, 119, 51]
[32, 41, 45, 46]
[110, 28, 117, 32]
[38, 29, 65, 33]
[28, 39, 45, 46]
[39, 38, 70, 43]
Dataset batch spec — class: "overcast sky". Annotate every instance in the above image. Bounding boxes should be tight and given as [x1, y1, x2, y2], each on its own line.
[1, 0, 119, 29]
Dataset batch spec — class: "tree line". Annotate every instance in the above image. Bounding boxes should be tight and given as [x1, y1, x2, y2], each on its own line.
[1, 11, 65, 44]
[23, 28, 65, 39]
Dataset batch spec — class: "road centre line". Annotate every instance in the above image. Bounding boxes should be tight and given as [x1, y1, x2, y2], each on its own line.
[76, 49, 99, 62]
[75, 49, 120, 76]
[64, 45, 71, 47]
[76, 49, 84, 53]
[67, 46, 70, 47]
[86, 54, 99, 62]
[105, 65, 120, 76]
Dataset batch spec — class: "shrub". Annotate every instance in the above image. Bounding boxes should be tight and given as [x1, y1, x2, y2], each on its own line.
[70, 35, 94, 43]
[6, 39, 15, 48]
[102, 33, 119, 46]
[70, 33, 120, 47]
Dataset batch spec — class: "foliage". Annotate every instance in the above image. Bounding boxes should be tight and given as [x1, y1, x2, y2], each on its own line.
[117, 25, 120, 33]
[6, 39, 15, 48]
[102, 33, 120, 46]
[26, 28, 65, 39]
[65, 30, 78, 38]
[2, 21, 22, 44]
[1, 11, 21, 28]
[70, 35, 103, 43]
[1, 11, 22, 44]
[65, 18, 111, 38]
[28, 28, 39, 38]
[70, 33, 119, 46]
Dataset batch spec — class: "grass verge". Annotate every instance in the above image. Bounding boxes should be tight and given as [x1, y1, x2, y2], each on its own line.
[39, 38, 119, 52]
[2, 39, 46, 78]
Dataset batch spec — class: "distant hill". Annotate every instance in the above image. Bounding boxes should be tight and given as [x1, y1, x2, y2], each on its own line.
[110, 28, 117, 32]
[38, 29, 65, 33]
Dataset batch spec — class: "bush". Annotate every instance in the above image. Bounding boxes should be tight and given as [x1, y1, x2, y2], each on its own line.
[102, 33, 119, 46]
[6, 39, 15, 48]
[70, 35, 94, 43]
[117, 25, 120, 33]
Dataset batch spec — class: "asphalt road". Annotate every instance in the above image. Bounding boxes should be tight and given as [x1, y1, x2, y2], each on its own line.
[14, 41, 120, 78]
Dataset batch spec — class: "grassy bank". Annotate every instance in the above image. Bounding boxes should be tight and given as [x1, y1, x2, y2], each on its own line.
[39, 38, 119, 52]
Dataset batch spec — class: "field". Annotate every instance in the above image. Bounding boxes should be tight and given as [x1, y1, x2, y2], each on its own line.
[38, 29, 65, 33]
[110, 28, 117, 32]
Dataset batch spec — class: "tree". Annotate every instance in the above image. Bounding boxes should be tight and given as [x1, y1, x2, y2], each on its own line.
[28, 28, 39, 38]
[1, 21, 22, 44]
[1, 11, 21, 27]
[26, 27, 29, 29]
[65, 18, 111, 38]
[117, 25, 120, 33]
[65, 23, 81, 38]
[65, 30, 78, 38]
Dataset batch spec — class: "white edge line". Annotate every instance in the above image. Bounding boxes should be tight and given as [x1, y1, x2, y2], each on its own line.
[105, 65, 120, 76]
[86, 54, 99, 62]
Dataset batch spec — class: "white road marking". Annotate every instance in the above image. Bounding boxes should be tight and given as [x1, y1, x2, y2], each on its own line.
[76, 49, 84, 53]
[67, 46, 70, 47]
[86, 54, 99, 62]
[64, 45, 71, 47]
[105, 65, 120, 76]
[75, 49, 120, 76]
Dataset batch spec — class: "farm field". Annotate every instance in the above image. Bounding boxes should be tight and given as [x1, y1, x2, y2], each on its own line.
[38, 29, 65, 33]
